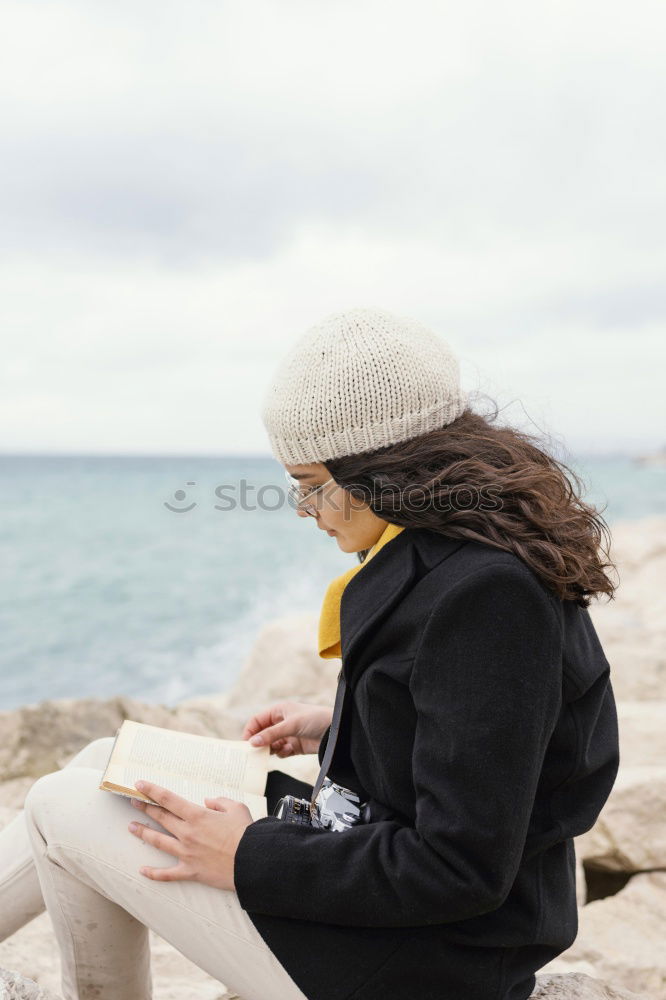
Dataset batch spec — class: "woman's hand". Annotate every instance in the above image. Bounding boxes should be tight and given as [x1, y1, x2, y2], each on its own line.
[127, 779, 253, 891]
[242, 700, 333, 757]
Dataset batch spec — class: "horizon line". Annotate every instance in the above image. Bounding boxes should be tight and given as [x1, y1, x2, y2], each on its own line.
[0, 447, 664, 461]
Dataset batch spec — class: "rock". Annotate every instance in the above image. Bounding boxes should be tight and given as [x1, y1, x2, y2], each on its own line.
[0, 914, 64, 993]
[588, 516, 666, 701]
[176, 612, 336, 788]
[0, 695, 246, 784]
[0, 697, 174, 782]
[590, 640, 666, 701]
[0, 649, 325, 802]
[179, 613, 338, 714]
[531, 971, 650, 998]
[575, 845, 587, 907]
[0, 968, 61, 999]
[540, 871, 666, 998]
[1, 519, 664, 1000]
[0, 918, 237, 1000]
[615, 703, 666, 768]
[0, 966, 652, 1000]
[0, 780, 35, 812]
[575, 766, 666, 872]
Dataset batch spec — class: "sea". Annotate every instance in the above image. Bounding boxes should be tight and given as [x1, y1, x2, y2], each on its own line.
[1, 452, 664, 712]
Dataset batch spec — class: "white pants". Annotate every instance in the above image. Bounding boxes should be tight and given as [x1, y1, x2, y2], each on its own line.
[0, 737, 308, 1000]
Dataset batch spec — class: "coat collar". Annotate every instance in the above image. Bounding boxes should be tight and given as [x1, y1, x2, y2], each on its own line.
[339, 526, 469, 685]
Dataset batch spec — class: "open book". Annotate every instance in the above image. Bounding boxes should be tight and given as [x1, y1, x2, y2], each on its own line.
[99, 719, 271, 821]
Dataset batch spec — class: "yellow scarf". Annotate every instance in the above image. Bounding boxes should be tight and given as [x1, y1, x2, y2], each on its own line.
[318, 521, 405, 659]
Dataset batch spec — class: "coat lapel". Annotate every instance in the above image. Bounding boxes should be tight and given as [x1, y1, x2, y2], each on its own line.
[339, 527, 469, 686]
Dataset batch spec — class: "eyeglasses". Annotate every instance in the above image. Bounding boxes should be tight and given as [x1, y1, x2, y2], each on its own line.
[283, 470, 337, 516]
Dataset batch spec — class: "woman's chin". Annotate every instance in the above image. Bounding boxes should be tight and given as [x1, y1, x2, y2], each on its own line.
[334, 535, 364, 554]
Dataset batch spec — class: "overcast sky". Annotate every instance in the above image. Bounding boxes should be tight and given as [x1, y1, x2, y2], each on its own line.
[1, 0, 664, 457]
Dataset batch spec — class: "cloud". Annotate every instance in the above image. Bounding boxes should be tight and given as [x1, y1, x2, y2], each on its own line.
[2, 0, 664, 260]
[0, 0, 664, 453]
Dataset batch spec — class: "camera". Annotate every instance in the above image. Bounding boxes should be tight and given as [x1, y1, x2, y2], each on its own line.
[273, 777, 372, 832]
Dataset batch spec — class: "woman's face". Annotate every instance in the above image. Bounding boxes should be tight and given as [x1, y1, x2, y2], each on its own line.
[284, 461, 388, 554]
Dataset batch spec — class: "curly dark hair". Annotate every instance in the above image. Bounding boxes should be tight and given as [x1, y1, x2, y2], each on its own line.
[324, 400, 618, 608]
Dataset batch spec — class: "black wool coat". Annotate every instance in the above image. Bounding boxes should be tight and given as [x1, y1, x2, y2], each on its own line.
[233, 526, 620, 1000]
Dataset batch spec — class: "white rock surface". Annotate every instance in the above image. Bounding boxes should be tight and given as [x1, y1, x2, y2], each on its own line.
[178, 612, 339, 721]
[531, 972, 650, 998]
[615, 702, 666, 767]
[1, 516, 665, 999]
[588, 515, 666, 701]
[0, 967, 61, 1000]
[540, 871, 666, 998]
[1, 966, 652, 1000]
[576, 765, 666, 872]
[0, 917, 238, 1000]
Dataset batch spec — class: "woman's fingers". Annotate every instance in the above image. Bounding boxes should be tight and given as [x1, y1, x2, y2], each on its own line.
[132, 781, 200, 823]
[242, 705, 286, 741]
[242, 701, 309, 742]
[249, 719, 292, 746]
[130, 798, 188, 838]
[138, 863, 190, 882]
[128, 821, 184, 859]
[241, 710, 271, 741]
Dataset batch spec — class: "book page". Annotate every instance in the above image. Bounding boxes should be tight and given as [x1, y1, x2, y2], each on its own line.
[102, 781, 268, 820]
[104, 720, 269, 796]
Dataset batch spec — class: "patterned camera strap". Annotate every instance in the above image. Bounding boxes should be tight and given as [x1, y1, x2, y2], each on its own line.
[309, 666, 347, 821]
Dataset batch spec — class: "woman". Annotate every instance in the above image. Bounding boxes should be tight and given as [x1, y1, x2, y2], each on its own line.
[0, 307, 619, 1000]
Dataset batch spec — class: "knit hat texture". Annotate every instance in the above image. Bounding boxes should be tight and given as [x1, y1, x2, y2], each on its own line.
[261, 307, 467, 465]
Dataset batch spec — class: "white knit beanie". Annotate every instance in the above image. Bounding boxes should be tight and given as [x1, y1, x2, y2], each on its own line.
[260, 307, 467, 465]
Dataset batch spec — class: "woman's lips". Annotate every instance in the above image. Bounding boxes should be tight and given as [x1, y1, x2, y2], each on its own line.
[326, 529, 336, 536]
